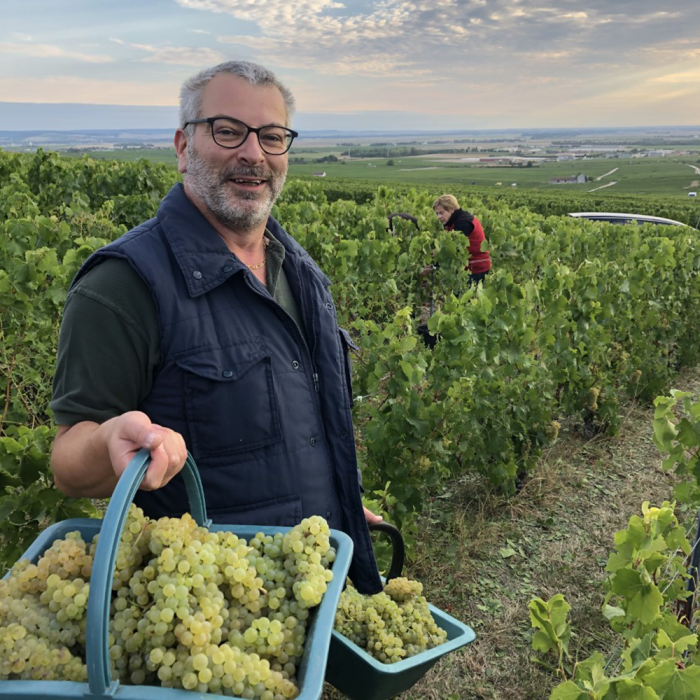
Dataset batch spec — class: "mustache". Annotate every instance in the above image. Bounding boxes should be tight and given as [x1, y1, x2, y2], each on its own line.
[220, 166, 273, 181]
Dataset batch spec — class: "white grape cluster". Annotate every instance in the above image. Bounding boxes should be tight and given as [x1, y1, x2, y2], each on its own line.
[334, 577, 447, 664]
[0, 507, 336, 699]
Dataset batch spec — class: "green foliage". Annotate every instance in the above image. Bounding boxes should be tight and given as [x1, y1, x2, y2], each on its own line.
[652, 391, 700, 505]
[529, 594, 572, 673]
[0, 151, 161, 572]
[531, 503, 696, 699]
[294, 176, 700, 227]
[2, 150, 700, 572]
[0, 425, 99, 569]
[532, 393, 700, 698]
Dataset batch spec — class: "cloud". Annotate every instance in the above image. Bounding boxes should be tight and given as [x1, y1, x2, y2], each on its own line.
[202, 0, 697, 87]
[13, 33, 32, 41]
[0, 41, 114, 63]
[4, 0, 697, 128]
[524, 50, 576, 61]
[651, 70, 700, 84]
[109, 39, 226, 66]
[643, 39, 700, 61]
[201, 0, 699, 128]
[0, 75, 179, 105]
[140, 46, 226, 65]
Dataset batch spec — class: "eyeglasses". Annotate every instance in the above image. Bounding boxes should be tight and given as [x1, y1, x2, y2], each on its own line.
[184, 116, 298, 155]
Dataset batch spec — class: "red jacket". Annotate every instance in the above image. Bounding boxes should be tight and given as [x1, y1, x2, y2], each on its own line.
[445, 209, 491, 274]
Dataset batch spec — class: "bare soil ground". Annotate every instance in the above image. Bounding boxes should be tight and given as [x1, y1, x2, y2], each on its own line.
[323, 365, 700, 700]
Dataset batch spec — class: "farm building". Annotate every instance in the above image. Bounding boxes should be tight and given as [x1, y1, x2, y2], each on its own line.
[549, 174, 587, 185]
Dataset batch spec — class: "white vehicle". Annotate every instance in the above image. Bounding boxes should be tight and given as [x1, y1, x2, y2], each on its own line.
[567, 212, 688, 227]
[689, 192, 697, 197]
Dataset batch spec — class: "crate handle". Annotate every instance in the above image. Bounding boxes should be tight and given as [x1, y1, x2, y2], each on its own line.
[86, 448, 211, 696]
[369, 521, 405, 582]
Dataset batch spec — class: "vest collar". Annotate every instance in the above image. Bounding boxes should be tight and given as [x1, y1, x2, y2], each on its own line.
[156, 183, 329, 298]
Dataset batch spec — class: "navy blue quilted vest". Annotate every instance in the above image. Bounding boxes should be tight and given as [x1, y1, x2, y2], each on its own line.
[74, 184, 381, 594]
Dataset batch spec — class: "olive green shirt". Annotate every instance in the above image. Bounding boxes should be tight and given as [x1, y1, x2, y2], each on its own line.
[50, 232, 303, 425]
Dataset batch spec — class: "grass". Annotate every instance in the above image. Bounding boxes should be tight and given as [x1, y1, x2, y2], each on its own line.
[322, 366, 700, 700]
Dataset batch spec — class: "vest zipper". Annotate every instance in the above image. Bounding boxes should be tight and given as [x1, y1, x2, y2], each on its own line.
[243, 269, 342, 517]
[299, 264, 320, 393]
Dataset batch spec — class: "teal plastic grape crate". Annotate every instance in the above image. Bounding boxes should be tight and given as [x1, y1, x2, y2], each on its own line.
[325, 601, 475, 700]
[0, 449, 353, 700]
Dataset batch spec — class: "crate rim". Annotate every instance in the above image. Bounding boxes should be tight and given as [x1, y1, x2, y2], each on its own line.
[330, 602, 476, 674]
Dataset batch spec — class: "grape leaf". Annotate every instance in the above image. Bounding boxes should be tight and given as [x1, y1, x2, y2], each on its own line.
[644, 660, 700, 699]
[609, 569, 663, 625]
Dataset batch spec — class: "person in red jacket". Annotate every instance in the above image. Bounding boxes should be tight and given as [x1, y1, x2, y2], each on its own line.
[433, 194, 491, 286]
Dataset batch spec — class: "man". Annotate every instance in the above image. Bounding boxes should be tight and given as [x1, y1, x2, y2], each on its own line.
[50, 61, 382, 594]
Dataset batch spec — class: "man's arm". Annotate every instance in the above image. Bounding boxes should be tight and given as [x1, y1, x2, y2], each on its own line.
[50, 260, 183, 497]
[51, 412, 187, 498]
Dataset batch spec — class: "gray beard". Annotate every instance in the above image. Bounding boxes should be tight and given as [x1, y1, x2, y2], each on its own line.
[185, 142, 287, 233]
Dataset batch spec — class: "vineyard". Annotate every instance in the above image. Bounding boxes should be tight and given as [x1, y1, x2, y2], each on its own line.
[3, 149, 700, 697]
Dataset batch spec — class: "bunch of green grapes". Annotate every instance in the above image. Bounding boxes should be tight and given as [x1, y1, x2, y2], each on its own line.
[334, 577, 447, 664]
[282, 516, 335, 608]
[0, 532, 92, 681]
[0, 505, 336, 699]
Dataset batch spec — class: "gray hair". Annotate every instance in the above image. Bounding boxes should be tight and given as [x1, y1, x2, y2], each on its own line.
[179, 60, 295, 132]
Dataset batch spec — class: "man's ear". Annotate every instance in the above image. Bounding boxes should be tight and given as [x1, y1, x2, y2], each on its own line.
[174, 129, 189, 174]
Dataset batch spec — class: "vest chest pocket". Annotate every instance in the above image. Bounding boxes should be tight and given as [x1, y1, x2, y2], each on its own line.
[175, 341, 282, 458]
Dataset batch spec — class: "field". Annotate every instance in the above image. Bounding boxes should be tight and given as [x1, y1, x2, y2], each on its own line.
[64, 147, 180, 165]
[290, 153, 700, 196]
[72, 146, 700, 198]
[2, 149, 700, 699]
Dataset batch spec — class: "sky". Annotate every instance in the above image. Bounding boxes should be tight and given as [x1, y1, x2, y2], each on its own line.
[1, 0, 699, 132]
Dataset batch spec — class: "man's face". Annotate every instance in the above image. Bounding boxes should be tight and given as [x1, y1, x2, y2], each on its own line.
[176, 74, 289, 233]
[434, 206, 452, 225]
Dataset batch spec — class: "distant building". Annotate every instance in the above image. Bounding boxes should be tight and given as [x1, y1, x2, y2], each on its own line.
[549, 174, 587, 185]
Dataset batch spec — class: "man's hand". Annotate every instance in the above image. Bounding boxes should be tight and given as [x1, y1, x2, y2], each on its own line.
[363, 506, 383, 526]
[104, 412, 188, 490]
[52, 412, 188, 498]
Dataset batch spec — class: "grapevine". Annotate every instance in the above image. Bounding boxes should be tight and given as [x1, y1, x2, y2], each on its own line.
[3, 149, 700, 569]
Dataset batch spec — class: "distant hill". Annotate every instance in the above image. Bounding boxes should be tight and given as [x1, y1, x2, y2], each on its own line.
[1, 102, 698, 149]
[0, 103, 179, 131]
[0, 128, 175, 147]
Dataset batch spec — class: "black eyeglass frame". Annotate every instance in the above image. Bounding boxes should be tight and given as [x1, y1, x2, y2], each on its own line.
[184, 117, 298, 155]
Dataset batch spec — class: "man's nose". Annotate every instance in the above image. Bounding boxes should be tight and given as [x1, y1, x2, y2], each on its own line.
[235, 133, 266, 164]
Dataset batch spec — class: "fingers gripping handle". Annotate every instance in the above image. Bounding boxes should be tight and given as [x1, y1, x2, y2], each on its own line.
[86, 449, 210, 696]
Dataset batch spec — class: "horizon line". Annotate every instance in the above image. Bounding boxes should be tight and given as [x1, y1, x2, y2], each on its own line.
[2, 125, 700, 134]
